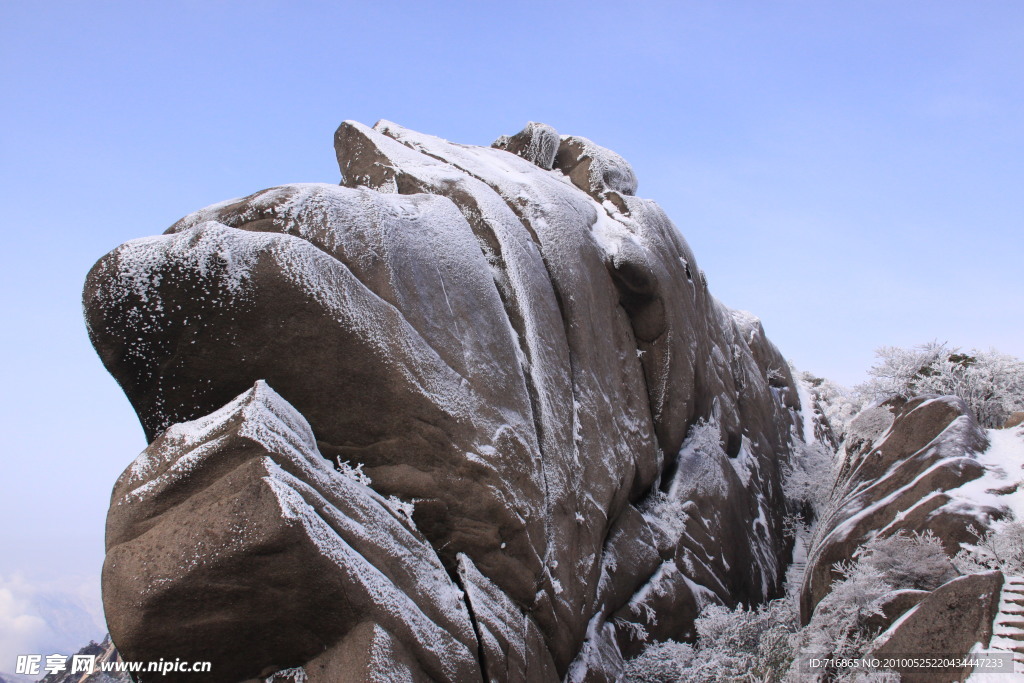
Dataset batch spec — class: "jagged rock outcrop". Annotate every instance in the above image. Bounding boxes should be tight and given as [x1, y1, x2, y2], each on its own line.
[492, 122, 560, 170]
[104, 381, 481, 681]
[85, 120, 804, 681]
[800, 395, 1000, 622]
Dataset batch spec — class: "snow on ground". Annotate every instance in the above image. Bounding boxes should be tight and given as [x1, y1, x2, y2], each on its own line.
[955, 425, 1024, 522]
[959, 424, 1024, 680]
[794, 375, 818, 445]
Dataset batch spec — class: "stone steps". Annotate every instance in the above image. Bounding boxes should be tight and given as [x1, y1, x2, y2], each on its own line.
[982, 575, 1024, 674]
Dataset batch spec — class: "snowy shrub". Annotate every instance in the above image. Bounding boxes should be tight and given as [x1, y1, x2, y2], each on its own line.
[641, 489, 688, 539]
[854, 530, 956, 591]
[625, 600, 799, 682]
[334, 457, 372, 486]
[623, 639, 695, 682]
[614, 616, 650, 642]
[626, 554, 906, 681]
[953, 522, 1024, 575]
[385, 494, 416, 523]
[641, 418, 728, 539]
[265, 667, 307, 682]
[686, 417, 729, 456]
[795, 562, 892, 672]
[858, 342, 1024, 428]
[831, 670, 901, 683]
[795, 530, 955, 674]
[334, 458, 418, 523]
[858, 341, 950, 402]
[690, 600, 798, 682]
[782, 441, 836, 523]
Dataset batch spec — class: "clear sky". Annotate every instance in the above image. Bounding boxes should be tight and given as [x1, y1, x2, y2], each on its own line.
[1, 0, 1021, 661]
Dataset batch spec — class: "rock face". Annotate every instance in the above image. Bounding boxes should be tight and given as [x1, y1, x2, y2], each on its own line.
[104, 381, 481, 682]
[85, 121, 803, 681]
[869, 571, 1003, 683]
[860, 588, 930, 635]
[800, 395, 998, 622]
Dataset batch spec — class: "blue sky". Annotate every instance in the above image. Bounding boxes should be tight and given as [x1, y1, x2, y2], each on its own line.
[1, 0, 1021, 660]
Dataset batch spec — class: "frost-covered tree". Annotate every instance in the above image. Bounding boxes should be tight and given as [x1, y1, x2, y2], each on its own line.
[953, 522, 1024, 575]
[691, 600, 797, 681]
[781, 434, 840, 607]
[640, 418, 728, 541]
[793, 562, 892, 677]
[788, 530, 954, 680]
[858, 342, 1024, 428]
[622, 640, 695, 682]
[782, 441, 836, 526]
[625, 543, 928, 682]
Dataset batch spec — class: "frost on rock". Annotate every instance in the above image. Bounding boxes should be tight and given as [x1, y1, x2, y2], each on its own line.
[492, 121, 561, 170]
[554, 134, 638, 198]
[87, 120, 806, 681]
[105, 381, 480, 683]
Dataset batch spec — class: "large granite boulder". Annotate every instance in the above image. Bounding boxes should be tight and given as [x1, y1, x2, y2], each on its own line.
[85, 121, 805, 681]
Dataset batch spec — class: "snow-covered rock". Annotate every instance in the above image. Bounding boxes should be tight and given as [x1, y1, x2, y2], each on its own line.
[103, 381, 480, 682]
[36, 634, 129, 683]
[868, 571, 1003, 682]
[554, 134, 638, 199]
[801, 395, 1000, 621]
[85, 121, 804, 681]
[492, 121, 560, 170]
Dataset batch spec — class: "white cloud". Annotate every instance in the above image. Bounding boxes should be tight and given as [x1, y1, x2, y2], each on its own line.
[0, 574, 104, 673]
